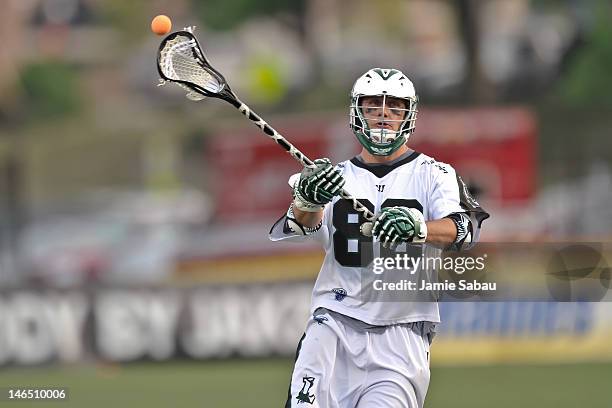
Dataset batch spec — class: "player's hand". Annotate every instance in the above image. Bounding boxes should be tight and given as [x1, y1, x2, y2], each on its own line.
[372, 206, 427, 248]
[293, 158, 345, 212]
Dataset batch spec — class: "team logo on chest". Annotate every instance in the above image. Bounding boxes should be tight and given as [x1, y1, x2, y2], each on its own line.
[332, 288, 347, 301]
[375, 184, 385, 192]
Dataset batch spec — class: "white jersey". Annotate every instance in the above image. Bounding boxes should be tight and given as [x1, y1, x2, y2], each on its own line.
[270, 151, 487, 326]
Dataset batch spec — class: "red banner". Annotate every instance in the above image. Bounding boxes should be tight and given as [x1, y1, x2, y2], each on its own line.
[209, 108, 536, 222]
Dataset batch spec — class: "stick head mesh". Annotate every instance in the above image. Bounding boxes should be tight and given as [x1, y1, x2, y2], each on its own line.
[157, 31, 226, 101]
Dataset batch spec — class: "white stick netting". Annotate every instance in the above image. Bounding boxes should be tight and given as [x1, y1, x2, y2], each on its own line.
[158, 34, 222, 100]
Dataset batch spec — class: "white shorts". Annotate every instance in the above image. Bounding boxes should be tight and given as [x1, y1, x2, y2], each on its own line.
[285, 308, 436, 408]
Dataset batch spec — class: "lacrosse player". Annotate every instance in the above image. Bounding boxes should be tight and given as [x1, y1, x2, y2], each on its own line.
[270, 68, 489, 408]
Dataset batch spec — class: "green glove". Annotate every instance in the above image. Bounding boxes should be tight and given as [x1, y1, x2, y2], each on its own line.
[293, 158, 345, 212]
[372, 206, 427, 248]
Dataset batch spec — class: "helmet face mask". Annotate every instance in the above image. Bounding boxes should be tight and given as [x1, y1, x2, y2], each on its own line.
[349, 68, 418, 156]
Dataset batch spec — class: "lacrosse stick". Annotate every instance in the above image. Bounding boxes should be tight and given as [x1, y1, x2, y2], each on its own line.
[156, 28, 375, 235]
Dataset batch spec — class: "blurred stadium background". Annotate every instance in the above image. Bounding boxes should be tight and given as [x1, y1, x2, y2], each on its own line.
[1, 0, 611, 407]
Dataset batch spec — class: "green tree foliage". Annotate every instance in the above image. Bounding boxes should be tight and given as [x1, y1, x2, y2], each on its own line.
[97, 0, 151, 42]
[193, 0, 306, 31]
[20, 61, 81, 120]
[558, 1, 612, 106]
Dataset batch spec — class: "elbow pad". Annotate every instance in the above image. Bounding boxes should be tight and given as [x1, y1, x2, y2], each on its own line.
[446, 212, 473, 251]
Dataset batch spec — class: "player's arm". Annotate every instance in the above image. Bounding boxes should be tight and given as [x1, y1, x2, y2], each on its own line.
[428, 165, 489, 250]
[269, 158, 345, 240]
[371, 205, 471, 250]
[371, 207, 471, 249]
[425, 218, 457, 248]
[291, 206, 324, 229]
[372, 163, 489, 250]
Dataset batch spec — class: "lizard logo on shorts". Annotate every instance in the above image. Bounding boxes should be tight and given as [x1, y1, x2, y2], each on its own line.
[296, 376, 316, 404]
[313, 315, 328, 325]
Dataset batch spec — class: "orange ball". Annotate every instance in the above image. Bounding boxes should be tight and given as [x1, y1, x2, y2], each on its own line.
[151, 15, 172, 36]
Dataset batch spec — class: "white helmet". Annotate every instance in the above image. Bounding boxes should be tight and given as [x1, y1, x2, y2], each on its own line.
[349, 68, 418, 156]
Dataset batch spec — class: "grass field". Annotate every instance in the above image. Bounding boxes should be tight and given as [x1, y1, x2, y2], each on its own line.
[1, 359, 611, 407]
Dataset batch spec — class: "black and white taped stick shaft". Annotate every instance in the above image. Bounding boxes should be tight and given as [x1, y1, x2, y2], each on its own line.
[234, 100, 314, 167]
[232, 98, 377, 231]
